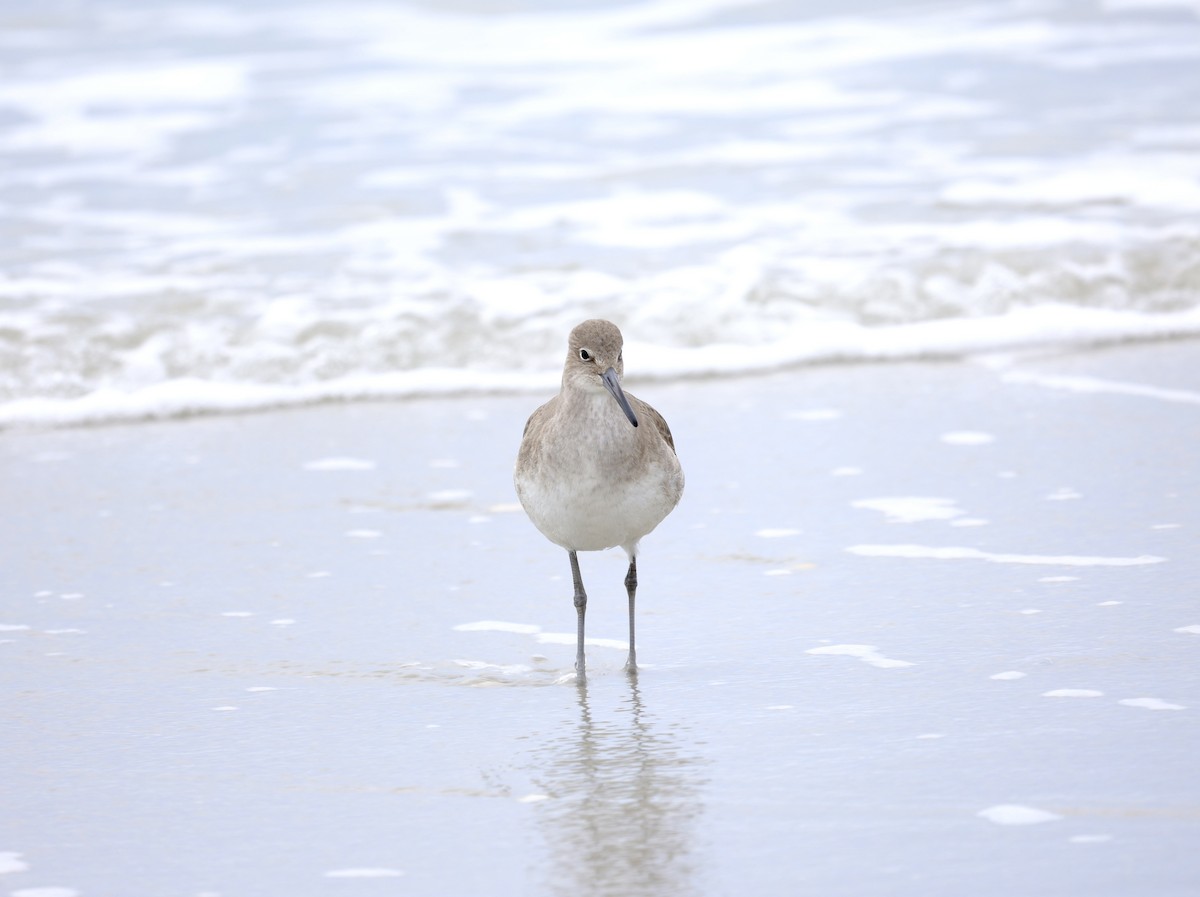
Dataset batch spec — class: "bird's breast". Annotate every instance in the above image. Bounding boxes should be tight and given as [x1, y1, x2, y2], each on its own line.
[514, 398, 682, 552]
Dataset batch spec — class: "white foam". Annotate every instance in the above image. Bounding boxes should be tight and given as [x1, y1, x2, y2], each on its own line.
[453, 620, 628, 654]
[1174, 625, 1200, 635]
[517, 793, 550, 803]
[846, 545, 1166, 567]
[6, 305, 1200, 429]
[851, 496, 966, 524]
[455, 621, 542, 635]
[345, 529, 383, 539]
[488, 503, 524, 514]
[10, 889, 81, 897]
[451, 660, 533, 675]
[2, 3, 1200, 430]
[0, 851, 29, 874]
[991, 671, 1027, 680]
[978, 804, 1063, 826]
[0, 369, 555, 428]
[1070, 834, 1114, 844]
[806, 644, 914, 669]
[0, 61, 247, 113]
[428, 489, 473, 503]
[0, 624, 30, 632]
[325, 868, 404, 878]
[536, 632, 628, 650]
[1046, 487, 1083, 501]
[756, 528, 802, 538]
[943, 163, 1200, 210]
[1118, 698, 1185, 710]
[303, 457, 377, 471]
[940, 431, 995, 446]
[1043, 689, 1104, 698]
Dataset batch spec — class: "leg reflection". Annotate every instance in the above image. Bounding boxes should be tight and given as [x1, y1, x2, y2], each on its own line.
[529, 678, 708, 897]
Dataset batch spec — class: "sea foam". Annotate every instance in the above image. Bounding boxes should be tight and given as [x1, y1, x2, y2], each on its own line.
[2, 0, 1198, 427]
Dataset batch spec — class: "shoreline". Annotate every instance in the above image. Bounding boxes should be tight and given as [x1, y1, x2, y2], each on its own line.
[4, 327, 1200, 432]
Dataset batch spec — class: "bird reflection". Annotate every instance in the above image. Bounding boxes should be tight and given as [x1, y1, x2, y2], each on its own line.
[528, 678, 708, 897]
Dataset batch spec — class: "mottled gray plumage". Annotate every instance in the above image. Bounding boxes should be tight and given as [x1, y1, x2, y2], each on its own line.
[514, 320, 684, 677]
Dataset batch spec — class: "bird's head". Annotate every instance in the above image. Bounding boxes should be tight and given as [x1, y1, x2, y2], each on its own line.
[564, 319, 639, 428]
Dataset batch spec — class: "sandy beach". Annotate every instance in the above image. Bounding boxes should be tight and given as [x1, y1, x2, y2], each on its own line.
[5, 0, 1200, 891]
[2, 338, 1198, 895]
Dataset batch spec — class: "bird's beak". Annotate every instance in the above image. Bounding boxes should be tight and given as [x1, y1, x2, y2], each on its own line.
[601, 367, 639, 428]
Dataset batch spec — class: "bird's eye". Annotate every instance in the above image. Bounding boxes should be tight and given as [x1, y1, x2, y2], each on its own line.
[579, 349, 592, 362]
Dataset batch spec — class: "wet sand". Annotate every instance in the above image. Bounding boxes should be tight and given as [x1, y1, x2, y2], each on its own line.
[3, 339, 1199, 896]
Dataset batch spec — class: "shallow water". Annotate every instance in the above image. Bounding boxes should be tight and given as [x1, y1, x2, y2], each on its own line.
[3, 0, 1200, 424]
[3, 341, 1199, 895]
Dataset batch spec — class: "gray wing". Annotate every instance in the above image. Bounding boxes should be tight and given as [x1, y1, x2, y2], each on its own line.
[519, 397, 556, 449]
[635, 398, 676, 454]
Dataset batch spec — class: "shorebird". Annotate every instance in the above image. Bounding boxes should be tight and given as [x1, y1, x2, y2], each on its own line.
[514, 320, 684, 678]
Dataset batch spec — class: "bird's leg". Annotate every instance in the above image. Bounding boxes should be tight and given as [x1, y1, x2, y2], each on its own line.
[569, 550, 587, 677]
[624, 556, 638, 675]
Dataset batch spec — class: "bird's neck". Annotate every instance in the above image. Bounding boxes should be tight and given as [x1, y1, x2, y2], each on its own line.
[561, 383, 634, 432]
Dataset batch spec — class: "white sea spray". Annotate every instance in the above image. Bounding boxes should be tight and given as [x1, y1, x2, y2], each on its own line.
[2, 0, 1199, 426]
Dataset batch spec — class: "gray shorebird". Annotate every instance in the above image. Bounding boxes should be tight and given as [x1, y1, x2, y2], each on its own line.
[514, 319, 684, 678]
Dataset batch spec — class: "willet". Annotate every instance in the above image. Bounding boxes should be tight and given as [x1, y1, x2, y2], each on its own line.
[514, 320, 684, 678]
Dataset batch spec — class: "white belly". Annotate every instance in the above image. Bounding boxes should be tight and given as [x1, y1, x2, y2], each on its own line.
[515, 457, 682, 553]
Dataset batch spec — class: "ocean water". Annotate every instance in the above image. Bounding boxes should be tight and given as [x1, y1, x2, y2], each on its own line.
[2, 0, 1199, 426]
